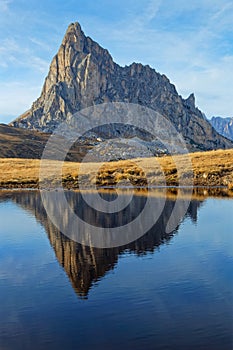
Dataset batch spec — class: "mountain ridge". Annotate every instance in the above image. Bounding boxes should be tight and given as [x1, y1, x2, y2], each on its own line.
[210, 116, 233, 141]
[10, 22, 233, 152]
[0, 123, 92, 161]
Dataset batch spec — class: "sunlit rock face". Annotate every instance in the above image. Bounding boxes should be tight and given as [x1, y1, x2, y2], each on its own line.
[10, 22, 232, 152]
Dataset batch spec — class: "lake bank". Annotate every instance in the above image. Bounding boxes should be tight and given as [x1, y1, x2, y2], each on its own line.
[0, 149, 233, 194]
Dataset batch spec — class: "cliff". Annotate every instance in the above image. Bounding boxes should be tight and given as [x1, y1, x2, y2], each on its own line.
[10, 22, 232, 152]
[210, 116, 233, 141]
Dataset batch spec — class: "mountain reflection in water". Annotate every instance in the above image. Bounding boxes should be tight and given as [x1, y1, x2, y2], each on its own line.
[0, 190, 203, 298]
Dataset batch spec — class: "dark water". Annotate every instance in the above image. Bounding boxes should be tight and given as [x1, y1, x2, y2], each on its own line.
[0, 190, 232, 350]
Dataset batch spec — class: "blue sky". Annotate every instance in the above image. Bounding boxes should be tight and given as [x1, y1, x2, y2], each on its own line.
[0, 0, 232, 123]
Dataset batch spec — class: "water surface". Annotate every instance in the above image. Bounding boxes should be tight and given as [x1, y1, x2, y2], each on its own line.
[0, 190, 232, 350]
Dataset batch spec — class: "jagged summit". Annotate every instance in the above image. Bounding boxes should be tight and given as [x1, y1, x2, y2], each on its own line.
[65, 22, 83, 37]
[185, 93, 195, 107]
[10, 21, 232, 151]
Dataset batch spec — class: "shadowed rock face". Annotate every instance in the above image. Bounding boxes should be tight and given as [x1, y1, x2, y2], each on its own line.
[210, 116, 233, 141]
[10, 22, 232, 152]
[0, 190, 203, 298]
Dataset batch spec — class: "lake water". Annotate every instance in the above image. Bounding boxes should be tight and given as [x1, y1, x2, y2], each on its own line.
[0, 190, 232, 350]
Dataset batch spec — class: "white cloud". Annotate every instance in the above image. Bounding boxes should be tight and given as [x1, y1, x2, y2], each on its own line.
[211, 1, 233, 21]
[134, 0, 162, 28]
[0, 38, 49, 73]
[0, 82, 42, 122]
[29, 37, 52, 52]
[0, 0, 232, 121]
[166, 55, 233, 118]
[0, 0, 11, 13]
[86, 0, 233, 117]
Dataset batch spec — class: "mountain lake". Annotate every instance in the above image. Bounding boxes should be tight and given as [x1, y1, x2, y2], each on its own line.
[0, 189, 232, 350]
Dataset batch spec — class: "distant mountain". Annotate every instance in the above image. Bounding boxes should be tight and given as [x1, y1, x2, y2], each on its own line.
[210, 116, 233, 141]
[10, 22, 232, 152]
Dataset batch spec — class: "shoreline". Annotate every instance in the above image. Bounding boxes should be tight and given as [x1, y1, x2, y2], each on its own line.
[0, 149, 233, 195]
[0, 185, 232, 199]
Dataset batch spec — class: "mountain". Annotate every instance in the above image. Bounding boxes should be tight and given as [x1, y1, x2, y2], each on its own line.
[0, 123, 90, 161]
[0, 124, 49, 159]
[0, 190, 202, 297]
[10, 22, 232, 152]
[210, 116, 233, 141]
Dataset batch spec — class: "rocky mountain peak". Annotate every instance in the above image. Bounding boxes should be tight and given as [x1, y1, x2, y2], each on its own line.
[62, 22, 111, 60]
[185, 93, 195, 107]
[63, 22, 85, 47]
[210, 116, 233, 141]
[10, 22, 233, 152]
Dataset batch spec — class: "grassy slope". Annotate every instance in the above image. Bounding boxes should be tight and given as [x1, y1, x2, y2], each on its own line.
[0, 124, 50, 159]
[0, 124, 90, 161]
[0, 149, 232, 190]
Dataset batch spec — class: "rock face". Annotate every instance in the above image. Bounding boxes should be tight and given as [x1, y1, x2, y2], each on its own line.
[10, 22, 232, 151]
[1, 190, 202, 297]
[210, 116, 233, 141]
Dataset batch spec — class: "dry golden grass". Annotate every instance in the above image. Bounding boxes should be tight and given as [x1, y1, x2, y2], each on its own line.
[0, 158, 40, 186]
[0, 149, 233, 190]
